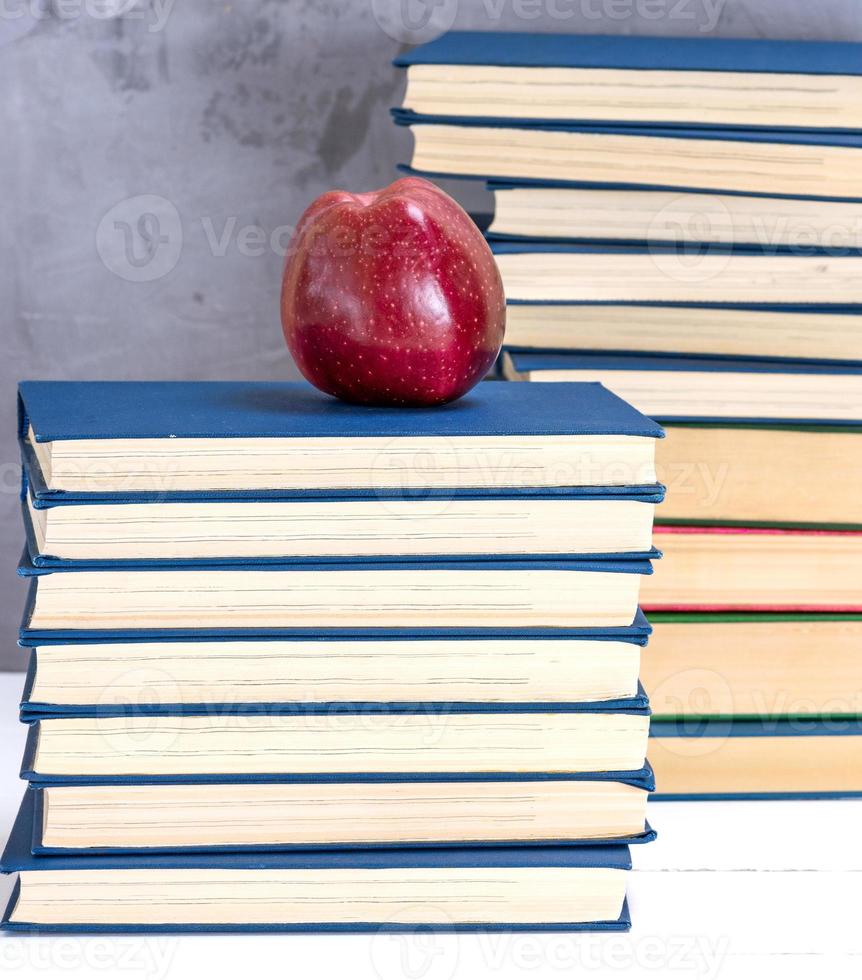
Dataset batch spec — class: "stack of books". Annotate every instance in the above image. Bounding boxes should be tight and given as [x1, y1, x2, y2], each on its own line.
[394, 31, 862, 800]
[2, 379, 663, 933]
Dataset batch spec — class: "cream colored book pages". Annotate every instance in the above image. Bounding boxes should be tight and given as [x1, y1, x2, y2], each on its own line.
[642, 619, 862, 718]
[494, 251, 862, 304]
[656, 426, 862, 526]
[649, 735, 862, 796]
[29, 495, 655, 560]
[410, 125, 862, 199]
[31, 429, 656, 493]
[489, 188, 862, 248]
[11, 867, 627, 927]
[404, 65, 862, 129]
[644, 531, 862, 608]
[503, 304, 862, 363]
[508, 369, 862, 423]
[41, 781, 648, 849]
[28, 567, 644, 630]
[30, 639, 641, 706]
[33, 712, 651, 776]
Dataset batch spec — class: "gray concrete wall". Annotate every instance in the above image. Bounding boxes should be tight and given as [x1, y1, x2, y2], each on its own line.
[1, 0, 858, 668]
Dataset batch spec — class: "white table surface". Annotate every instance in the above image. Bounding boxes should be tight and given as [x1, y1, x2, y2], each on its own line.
[0, 671, 860, 980]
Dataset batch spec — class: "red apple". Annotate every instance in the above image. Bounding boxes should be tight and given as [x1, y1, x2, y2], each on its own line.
[280, 177, 505, 406]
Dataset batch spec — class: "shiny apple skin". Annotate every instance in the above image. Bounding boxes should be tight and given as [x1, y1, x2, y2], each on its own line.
[280, 177, 506, 407]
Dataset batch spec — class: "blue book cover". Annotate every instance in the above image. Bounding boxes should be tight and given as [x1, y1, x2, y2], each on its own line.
[26, 783, 657, 855]
[2, 792, 633, 933]
[395, 32, 862, 78]
[18, 650, 651, 720]
[491, 240, 862, 259]
[18, 379, 662, 446]
[506, 351, 862, 376]
[17, 547, 655, 579]
[19, 605, 653, 647]
[393, 109, 862, 146]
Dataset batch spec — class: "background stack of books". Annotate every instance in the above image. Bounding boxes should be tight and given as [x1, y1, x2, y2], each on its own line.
[395, 31, 862, 800]
[3, 379, 663, 933]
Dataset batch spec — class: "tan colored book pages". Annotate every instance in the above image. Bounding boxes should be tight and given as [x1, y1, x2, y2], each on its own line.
[494, 251, 862, 305]
[642, 619, 862, 717]
[33, 713, 651, 777]
[650, 735, 862, 795]
[411, 125, 862, 199]
[405, 65, 862, 130]
[656, 426, 862, 525]
[490, 188, 862, 249]
[31, 495, 655, 561]
[30, 639, 641, 707]
[643, 530, 862, 608]
[509, 369, 862, 422]
[12, 867, 627, 927]
[28, 567, 644, 631]
[41, 781, 648, 849]
[504, 304, 862, 362]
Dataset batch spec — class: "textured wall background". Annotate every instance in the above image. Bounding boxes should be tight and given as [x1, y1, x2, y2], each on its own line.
[1, 0, 859, 668]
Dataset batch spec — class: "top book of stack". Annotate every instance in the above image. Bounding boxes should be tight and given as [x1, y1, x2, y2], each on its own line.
[20, 380, 660, 496]
[393, 32, 862, 200]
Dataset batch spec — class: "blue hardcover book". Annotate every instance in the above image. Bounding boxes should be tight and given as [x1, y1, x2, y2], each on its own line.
[19, 478, 665, 569]
[19, 690, 651, 786]
[502, 350, 862, 427]
[497, 301, 862, 368]
[395, 33, 862, 134]
[394, 112, 862, 202]
[18, 643, 652, 719]
[488, 241, 862, 310]
[18, 379, 662, 498]
[26, 771, 656, 854]
[650, 718, 862, 801]
[483, 182, 862, 256]
[17, 549, 655, 643]
[2, 792, 634, 933]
